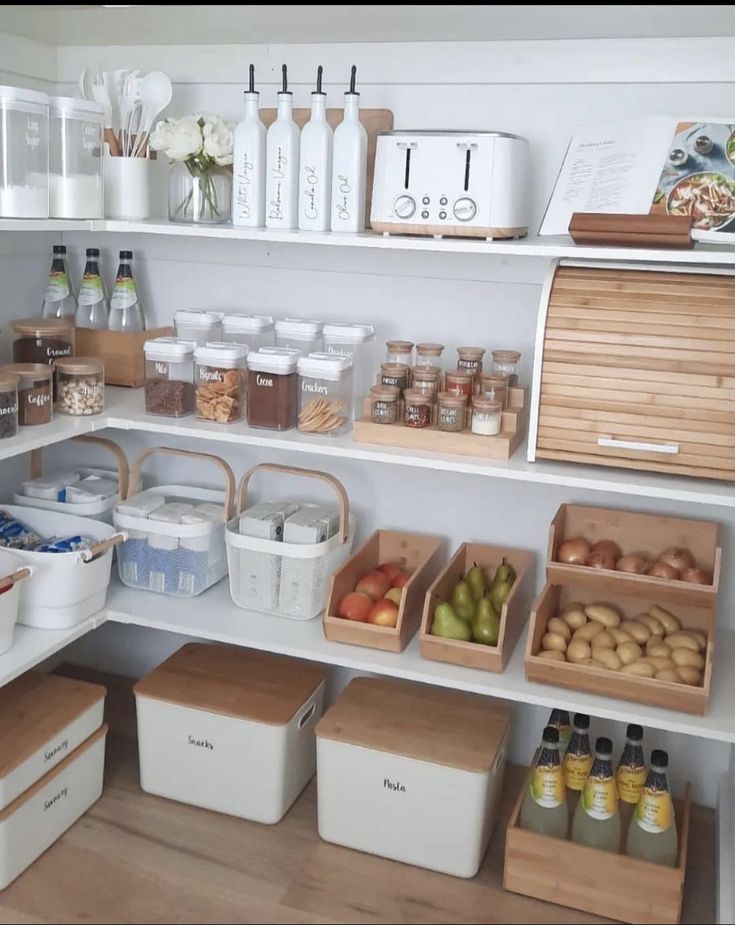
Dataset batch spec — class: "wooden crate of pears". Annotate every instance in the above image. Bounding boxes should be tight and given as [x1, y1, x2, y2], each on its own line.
[420, 544, 534, 673]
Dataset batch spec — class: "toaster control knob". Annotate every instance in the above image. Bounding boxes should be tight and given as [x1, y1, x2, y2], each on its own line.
[393, 195, 416, 220]
[453, 197, 477, 222]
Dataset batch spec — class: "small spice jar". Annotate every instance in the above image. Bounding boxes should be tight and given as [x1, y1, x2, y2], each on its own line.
[174, 309, 224, 346]
[471, 397, 502, 436]
[369, 385, 400, 424]
[416, 343, 444, 368]
[445, 368, 474, 400]
[297, 353, 354, 436]
[54, 357, 104, 416]
[457, 345, 486, 384]
[247, 348, 299, 431]
[143, 337, 196, 418]
[491, 349, 521, 386]
[403, 388, 432, 428]
[194, 342, 247, 424]
[12, 317, 74, 367]
[410, 365, 441, 401]
[437, 391, 468, 432]
[0, 363, 52, 425]
[479, 373, 509, 408]
[380, 362, 410, 395]
[0, 372, 19, 439]
[386, 340, 414, 367]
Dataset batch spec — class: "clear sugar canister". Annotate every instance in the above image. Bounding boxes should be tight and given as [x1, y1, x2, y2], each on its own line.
[49, 96, 104, 218]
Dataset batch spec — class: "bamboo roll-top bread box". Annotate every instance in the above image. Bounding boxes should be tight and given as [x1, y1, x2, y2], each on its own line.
[529, 262, 735, 481]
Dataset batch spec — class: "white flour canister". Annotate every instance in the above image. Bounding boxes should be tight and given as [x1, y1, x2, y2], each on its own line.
[134, 643, 327, 824]
[316, 677, 510, 878]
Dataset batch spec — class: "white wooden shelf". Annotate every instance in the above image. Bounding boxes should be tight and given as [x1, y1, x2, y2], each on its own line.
[0, 407, 110, 463]
[4, 218, 735, 265]
[104, 578, 735, 744]
[0, 615, 104, 688]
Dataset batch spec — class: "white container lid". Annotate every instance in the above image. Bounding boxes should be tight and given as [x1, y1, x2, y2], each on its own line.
[222, 314, 274, 334]
[50, 96, 104, 118]
[322, 323, 375, 343]
[0, 86, 49, 107]
[275, 318, 323, 338]
[144, 336, 197, 360]
[174, 310, 225, 327]
[298, 352, 353, 381]
[195, 342, 248, 367]
[247, 348, 299, 374]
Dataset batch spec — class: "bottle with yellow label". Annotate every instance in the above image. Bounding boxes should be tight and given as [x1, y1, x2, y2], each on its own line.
[616, 724, 646, 839]
[572, 736, 620, 853]
[563, 713, 592, 817]
[520, 726, 568, 839]
[627, 749, 678, 866]
[548, 708, 572, 755]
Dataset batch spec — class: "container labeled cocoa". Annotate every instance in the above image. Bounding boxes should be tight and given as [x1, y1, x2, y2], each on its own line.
[0, 363, 52, 425]
[247, 348, 299, 431]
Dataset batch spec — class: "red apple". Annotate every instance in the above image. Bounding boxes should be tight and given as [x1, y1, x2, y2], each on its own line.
[385, 587, 403, 606]
[367, 598, 399, 627]
[377, 562, 403, 583]
[355, 570, 390, 601]
[337, 591, 372, 622]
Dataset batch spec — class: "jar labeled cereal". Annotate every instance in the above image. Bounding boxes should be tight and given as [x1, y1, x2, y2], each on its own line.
[369, 385, 400, 424]
[54, 357, 104, 415]
[194, 342, 247, 424]
[437, 391, 468, 432]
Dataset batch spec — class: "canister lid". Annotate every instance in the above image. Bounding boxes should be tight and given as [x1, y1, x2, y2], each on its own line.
[416, 343, 444, 355]
[0, 371, 18, 392]
[144, 336, 197, 360]
[0, 363, 52, 385]
[50, 95, 104, 118]
[247, 348, 298, 374]
[53, 356, 103, 375]
[174, 309, 225, 326]
[222, 313, 274, 333]
[457, 346, 486, 360]
[411, 365, 441, 379]
[492, 349, 521, 362]
[298, 352, 353, 380]
[471, 396, 502, 412]
[0, 672, 106, 779]
[195, 342, 247, 366]
[0, 86, 49, 107]
[316, 677, 510, 772]
[322, 323, 375, 342]
[133, 643, 327, 725]
[386, 340, 414, 352]
[11, 317, 74, 336]
[275, 318, 323, 337]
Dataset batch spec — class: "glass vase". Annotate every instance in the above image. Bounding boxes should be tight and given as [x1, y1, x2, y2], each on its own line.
[168, 162, 232, 225]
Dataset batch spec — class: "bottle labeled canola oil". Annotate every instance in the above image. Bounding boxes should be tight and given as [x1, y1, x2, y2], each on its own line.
[572, 736, 620, 853]
[627, 749, 678, 867]
[520, 726, 568, 839]
[563, 713, 592, 816]
[616, 724, 646, 836]
[547, 708, 572, 755]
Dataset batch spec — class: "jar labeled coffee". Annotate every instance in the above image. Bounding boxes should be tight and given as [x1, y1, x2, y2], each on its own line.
[247, 348, 299, 430]
[380, 362, 410, 395]
[416, 343, 444, 368]
[471, 397, 502, 436]
[492, 349, 521, 386]
[297, 353, 353, 436]
[369, 385, 400, 424]
[144, 337, 196, 418]
[0, 363, 52, 425]
[437, 391, 468, 433]
[386, 340, 414, 367]
[403, 388, 432, 428]
[445, 368, 474, 400]
[54, 357, 104, 415]
[0, 372, 19, 439]
[195, 342, 247, 424]
[479, 373, 509, 408]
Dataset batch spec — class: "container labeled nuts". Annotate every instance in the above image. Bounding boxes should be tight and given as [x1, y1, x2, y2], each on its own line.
[54, 357, 104, 415]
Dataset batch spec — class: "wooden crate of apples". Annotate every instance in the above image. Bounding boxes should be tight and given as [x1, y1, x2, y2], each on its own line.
[334, 562, 411, 628]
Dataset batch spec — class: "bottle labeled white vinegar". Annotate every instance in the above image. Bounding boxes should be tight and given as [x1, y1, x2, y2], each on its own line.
[520, 726, 568, 839]
[572, 736, 620, 853]
[330, 65, 367, 233]
[266, 65, 300, 230]
[232, 64, 266, 227]
[298, 65, 332, 231]
[627, 749, 678, 866]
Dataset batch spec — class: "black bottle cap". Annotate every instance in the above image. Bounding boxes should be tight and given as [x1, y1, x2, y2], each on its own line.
[596, 736, 613, 756]
[86, 247, 100, 258]
[119, 250, 133, 259]
[627, 724, 643, 741]
[573, 713, 590, 729]
[53, 245, 66, 254]
[651, 749, 669, 768]
[542, 726, 559, 745]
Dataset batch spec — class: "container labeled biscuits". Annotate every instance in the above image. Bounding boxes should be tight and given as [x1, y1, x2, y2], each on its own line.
[194, 343, 247, 424]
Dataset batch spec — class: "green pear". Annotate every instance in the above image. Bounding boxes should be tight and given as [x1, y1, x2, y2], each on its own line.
[472, 595, 500, 646]
[431, 602, 472, 641]
[451, 580, 476, 622]
[466, 562, 487, 602]
[488, 558, 516, 612]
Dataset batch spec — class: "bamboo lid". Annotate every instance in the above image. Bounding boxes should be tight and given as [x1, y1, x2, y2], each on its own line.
[133, 643, 327, 726]
[316, 677, 510, 772]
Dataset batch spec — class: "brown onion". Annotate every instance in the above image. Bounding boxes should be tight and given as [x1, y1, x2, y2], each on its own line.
[657, 546, 695, 572]
[679, 567, 711, 585]
[617, 554, 651, 574]
[647, 561, 678, 580]
[586, 549, 617, 570]
[591, 539, 622, 560]
[558, 537, 591, 565]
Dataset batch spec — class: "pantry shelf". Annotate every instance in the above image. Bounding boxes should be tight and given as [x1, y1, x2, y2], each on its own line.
[0, 407, 108, 463]
[103, 579, 735, 744]
[0, 615, 103, 688]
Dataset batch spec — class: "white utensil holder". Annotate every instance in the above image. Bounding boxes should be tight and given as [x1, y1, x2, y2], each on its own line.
[104, 151, 151, 220]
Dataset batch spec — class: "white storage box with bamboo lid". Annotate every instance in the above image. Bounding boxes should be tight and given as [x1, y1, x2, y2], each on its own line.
[134, 643, 327, 824]
[316, 677, 510, 878]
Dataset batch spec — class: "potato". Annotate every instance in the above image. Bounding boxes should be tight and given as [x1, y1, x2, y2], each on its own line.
[585, 604, 621, 628]
[621, 660, 655, 677]
[562, 608, 588, 630]
[617, 641, 643, 665]
[687, 630, 708, 652]
[649, 605, 681, 635]
[547, 617, 572, 641]
[566, 639, 592, 663]
[642, 656, 676, 672]
[676, 666, 703, 686]
[620, 620, 650, 644]
[538, 649, 565, 662]
[671, 648, 705, 670]
[665, 632, 699, 653]
[591, 631, 616, 650]
[573, 622, 604, 642]
[542, 632, 567, 653]
[646, 638, 672, 658]
[609, 627, 632, 646]
[655, 669, 682, 683]
[592, 648, 622, 671]
[638, 614, 665, 636]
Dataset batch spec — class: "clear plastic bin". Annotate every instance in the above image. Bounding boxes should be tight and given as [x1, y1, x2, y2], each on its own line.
[221, 314, 275, 351]
[275, 318, 323, 354]
[297, 353, 353, 436]
[144, 337, 196, 418]
[322, 323, 375, 409]
[194, 342, 247, 423]
[174, 310, 224, 346]
[0, 86, 48, 218]
[49, 96, 103, 219]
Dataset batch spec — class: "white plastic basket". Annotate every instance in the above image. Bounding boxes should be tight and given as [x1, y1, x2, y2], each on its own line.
[1, 505, 126, 630]
[0, 551, 31, 654]
[13, 436, 129, 525]
[113, 447, 235, 598]
[226, 463, 354, 621]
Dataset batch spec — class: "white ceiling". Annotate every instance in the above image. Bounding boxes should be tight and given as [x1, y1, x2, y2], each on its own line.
[1, 4, 734, 46]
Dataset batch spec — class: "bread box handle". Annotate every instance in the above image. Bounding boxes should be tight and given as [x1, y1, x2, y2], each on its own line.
[597, 436, 680, 456]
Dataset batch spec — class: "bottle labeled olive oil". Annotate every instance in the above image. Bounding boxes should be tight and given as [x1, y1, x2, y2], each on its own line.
[627, 749, 678, 867]
[520, 726, 568, 839]
[616, 724, 646, 838]
[547, 708, 572, 755]
[572, 736, 620, 853]
[563, 713, 592, 816]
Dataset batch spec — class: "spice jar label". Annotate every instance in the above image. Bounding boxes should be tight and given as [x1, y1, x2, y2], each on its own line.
[111, 277, 138, 311]
[78, 273, 105, 306]
[44, 270, 70, 303]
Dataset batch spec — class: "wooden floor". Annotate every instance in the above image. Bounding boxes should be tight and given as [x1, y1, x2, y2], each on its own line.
[0, 668, 716, 925]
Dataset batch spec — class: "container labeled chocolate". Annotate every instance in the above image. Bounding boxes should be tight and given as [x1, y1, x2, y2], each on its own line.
[195, 342, 247, 424]
[297, 352, 353, 436]
[144, 337, 196, 418]
[0, 363, 52, 425]
[0, 372, 19, 439]
[247, 348, 299, 430]
[54, 357, 104, 415]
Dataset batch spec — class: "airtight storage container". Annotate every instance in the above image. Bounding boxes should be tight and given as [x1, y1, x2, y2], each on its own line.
[221, 314, 275, 351]
[316, 677, 510, 877]
[49, 96, 104, 219]
[322, 323, 375, 408]
[174, 310, 224, 346]
[0, 86, 49, 218]
[134, 643, 327, 824]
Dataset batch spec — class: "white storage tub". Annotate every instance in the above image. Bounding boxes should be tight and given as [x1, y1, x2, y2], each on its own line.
[113, 447, 235, 597]
[1, 505, 125, 629]
[134, 643, 327, 824]
[316, 677, 510, 878]
[0, 672, 106, 811]
[226, 463, 355, 620]
[0, 723, 107, 890]
[0, 550, 30, 655]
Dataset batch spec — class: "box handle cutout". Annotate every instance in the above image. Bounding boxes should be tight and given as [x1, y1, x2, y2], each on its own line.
[298, 703, 316, 729]
[597, 436, 680, 455]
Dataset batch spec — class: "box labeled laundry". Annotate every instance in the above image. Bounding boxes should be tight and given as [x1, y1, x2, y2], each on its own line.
[316, 677, 509, 877]
[134, 643, 327, 824]
[0, 723, 107, 891]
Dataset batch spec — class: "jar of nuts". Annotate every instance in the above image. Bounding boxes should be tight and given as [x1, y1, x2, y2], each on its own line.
[54, 357, 104, 416]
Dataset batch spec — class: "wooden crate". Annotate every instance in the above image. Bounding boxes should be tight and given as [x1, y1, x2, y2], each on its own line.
[525, 581, 713, 715]
[504, 766, 691, 924]
[74, 326, 172, 388]
[323, 530, 444, 652]
[547, 503, 721, 604]
[419, 543, 534, 673]
[353, 387, 526, 460]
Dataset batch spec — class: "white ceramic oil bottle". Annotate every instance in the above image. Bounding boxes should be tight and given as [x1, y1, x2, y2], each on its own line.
[266, 65, 300, 230]
[330, 65, 367, 233]
[232, 64, 266, 227]
[298, 65, 333, 231]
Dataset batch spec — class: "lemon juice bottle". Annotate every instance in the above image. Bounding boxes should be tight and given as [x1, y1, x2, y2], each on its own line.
[520, 726, 568, 839]
[627, 749, 678, 866]
[548, 708, 572, 755]
[563, 713, 592, 817]
[572, 736, 620, 853]
[616, 724, 646, 840]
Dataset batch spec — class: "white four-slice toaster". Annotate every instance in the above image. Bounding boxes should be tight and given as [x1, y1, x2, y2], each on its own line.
[370, 130, 530, 239]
